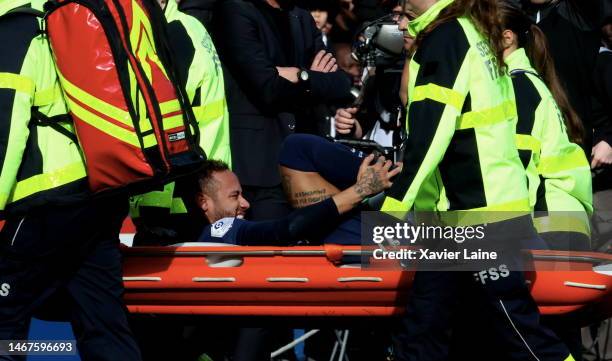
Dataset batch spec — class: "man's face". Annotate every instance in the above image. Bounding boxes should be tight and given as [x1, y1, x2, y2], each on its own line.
[200, 171, 250, 223]
[335, 43, 361, 85]
[395, 5, 416, 50]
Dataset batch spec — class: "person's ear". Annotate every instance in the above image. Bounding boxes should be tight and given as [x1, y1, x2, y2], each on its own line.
[197, 192, 208, 212]
[502, 29, 516, 49]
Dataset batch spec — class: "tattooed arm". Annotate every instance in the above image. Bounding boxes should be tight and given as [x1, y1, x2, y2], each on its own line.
[210, 154, 401, 245]
[332, 155, 401, 214]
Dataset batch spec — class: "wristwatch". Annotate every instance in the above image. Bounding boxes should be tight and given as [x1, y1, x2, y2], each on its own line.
[297, 69, 311, 92]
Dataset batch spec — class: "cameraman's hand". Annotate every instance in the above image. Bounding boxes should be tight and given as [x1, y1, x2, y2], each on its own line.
[310, 50, 338, 73]
[335, 107, 362, 138]
[276, 66, 299, 83]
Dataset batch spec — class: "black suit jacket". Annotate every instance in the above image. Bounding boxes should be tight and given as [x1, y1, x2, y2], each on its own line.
[212, 0, 352, 187]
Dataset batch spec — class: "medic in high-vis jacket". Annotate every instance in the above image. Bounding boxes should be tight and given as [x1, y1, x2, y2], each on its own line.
[0, 0, 88, 215]
[500, 3, 593, 251]
[387, 1, 575, 361]
[0, 1, 141, 360]
[129, 0, 231, 245]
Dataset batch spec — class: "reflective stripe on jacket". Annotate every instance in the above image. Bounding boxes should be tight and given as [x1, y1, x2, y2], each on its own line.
[507, 48, 592, 236]
[129, 0, 230, 239]
[380, 0, 529, 220]
[0, 0, 89, 218]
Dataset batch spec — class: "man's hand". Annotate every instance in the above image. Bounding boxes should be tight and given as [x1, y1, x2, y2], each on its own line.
[335, 107, 362, 138]
[592, 140, 612, 168]
[354, 155, 402, 198]
[276, 66, 300, 83]
[331, 155, 401, 214]
[310, 50, 338, 73]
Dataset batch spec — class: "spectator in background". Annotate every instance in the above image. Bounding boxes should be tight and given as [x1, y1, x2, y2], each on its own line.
[212, 0, 352, 224]
[334, 1, 408, 147]
[335, 42, 362, 86]
[521, 0, 603, 151]
[591, 12, 612, 251]
[592, 16, 612, 175]
[521, 0, 612, 253]
[332, 0, 360, 43]
[297, 0, 334, 47]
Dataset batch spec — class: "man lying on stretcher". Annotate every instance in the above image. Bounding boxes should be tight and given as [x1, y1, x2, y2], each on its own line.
[197, 153, 401, 245]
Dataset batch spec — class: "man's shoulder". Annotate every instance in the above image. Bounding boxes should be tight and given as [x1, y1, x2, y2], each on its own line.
[199, 217, 247, 243]
[210, 217, 244, 237]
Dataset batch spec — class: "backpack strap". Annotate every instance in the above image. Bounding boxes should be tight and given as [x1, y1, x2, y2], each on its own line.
[2, 6, 76, 143]
[30, 109, 79, 144]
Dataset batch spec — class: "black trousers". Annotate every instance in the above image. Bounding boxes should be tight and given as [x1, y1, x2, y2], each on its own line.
[393, 268, 573, 361]
[0, 198, 141, 361]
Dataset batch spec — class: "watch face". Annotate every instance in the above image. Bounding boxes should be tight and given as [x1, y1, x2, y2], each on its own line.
[300, 70, 309, 81]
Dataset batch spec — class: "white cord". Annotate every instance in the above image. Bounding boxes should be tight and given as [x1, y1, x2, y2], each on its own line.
[271, 329, 320, 359]
[10, 217, 25, 246]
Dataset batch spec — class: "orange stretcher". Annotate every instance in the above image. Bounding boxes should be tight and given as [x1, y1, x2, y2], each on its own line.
[121, 243, 612, 323]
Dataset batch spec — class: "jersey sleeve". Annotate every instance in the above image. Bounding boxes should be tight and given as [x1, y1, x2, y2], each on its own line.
[198, 198, 340, 245]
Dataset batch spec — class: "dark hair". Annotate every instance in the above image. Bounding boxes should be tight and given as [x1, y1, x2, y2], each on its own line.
[196, 159, 230, 196]
[499, 1, 584, 144]
[414, 0, 506, 74]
